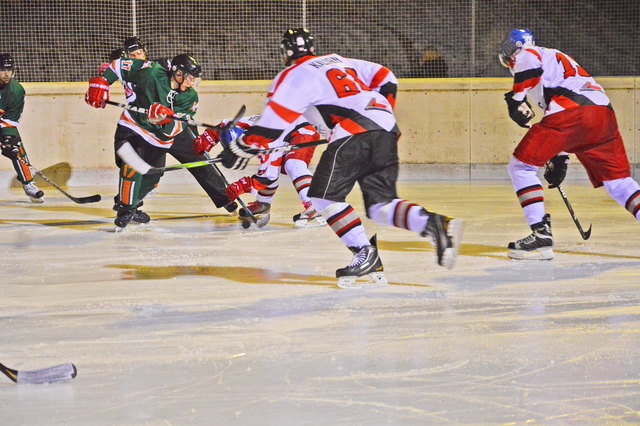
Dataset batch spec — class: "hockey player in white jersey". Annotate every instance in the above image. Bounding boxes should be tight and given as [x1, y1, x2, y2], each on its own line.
[194, 114, 327, 228]
[500, 29, 640, 260]
[227, 28, 464, 288]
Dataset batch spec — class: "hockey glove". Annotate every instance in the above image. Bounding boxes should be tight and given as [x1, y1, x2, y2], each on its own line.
[216, 148, 249, 170]
[225, 176, 253, 201]
[504, 91, 535, 128]
[544, 154, 570, 188]
[0, 136, 19, 160]
[85, 76, 110, 108]
[147, 103, 174, 125]
[193, 128, 220, 155]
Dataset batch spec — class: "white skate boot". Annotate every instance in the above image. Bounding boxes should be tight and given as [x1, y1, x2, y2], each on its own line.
[293, 201, 326, 228]
[23, 182, 44, 203]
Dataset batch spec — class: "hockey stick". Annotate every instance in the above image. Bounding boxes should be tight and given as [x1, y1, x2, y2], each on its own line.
[557, 185, 592, 240]
[184, 127, 257, 225]
[105, 100, 246, 131]
[235, 138, 329, 158]
[142, 138, 328, 175]
[0, 361, 77, 384]
[15, 157, 101, 204]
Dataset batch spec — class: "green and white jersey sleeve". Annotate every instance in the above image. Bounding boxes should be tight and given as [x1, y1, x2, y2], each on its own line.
[0, 78, 25, 138]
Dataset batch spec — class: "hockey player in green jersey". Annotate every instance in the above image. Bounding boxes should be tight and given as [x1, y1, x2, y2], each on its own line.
[0, 54, 45, 202]
[106, 37, 235, 216]
[86, 53, 205, 228]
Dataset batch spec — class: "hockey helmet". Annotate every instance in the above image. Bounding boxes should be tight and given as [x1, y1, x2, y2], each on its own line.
[171, 54, 202, 78]
[109, 48, 125, 62]
[281, 28, 315, 63]
[0, 54, 15, 71]
[499, 29, 534, 67]
[123, 36, 145, 54]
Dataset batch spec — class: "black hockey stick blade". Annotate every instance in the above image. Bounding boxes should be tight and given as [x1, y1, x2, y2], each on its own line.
[0, 362, 77, 384]
[557, 185, 592, 240]
[13, 156, 101, 204]
[31, 168, 101, 204]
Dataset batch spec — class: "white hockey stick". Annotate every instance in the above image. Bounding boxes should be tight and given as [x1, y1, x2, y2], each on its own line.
[0, 361, 77, 384]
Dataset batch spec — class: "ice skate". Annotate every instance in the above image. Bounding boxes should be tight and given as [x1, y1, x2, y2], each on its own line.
[113, 199, 150, 225]
[293, 201, 326, 228]
[421, 210, 464, 269]
[239, 201, 270, 228]
[22, 181, 44, 203]
[336, 235, 387, 289]
[508, 214, 554, 260]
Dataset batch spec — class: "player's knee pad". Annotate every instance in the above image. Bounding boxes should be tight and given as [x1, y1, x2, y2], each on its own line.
[507, 156, 538, 180]
[316, 200, 362, 239]
[604, 177, 640, 218]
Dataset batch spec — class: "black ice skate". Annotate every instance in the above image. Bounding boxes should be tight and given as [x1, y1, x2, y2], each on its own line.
[292, 201, 326, 228]
[114, 201, 150, 230]
[508, 214, 554, 260]
[22, 181, 44, 203]
[239, 201, 270, 228]
[336, 234, 387, 289]
[421, 210, 464, 269]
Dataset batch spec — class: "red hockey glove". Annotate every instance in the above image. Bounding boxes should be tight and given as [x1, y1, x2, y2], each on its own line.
[225, 176, 253, 201]
[147, 103, 174, 125]
[193, 128, 220, 155]
[85, 76, 110, 108]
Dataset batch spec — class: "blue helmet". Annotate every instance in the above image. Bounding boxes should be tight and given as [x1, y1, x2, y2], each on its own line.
[220, 126, 246, 149]
[499, 29, 534, 67]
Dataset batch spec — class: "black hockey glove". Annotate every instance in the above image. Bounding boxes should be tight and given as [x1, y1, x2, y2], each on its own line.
[0, 136, 19, 160]
[504, 91, 535, 128]
[544, 154, 570, 188]
[216, 148, 249, 170]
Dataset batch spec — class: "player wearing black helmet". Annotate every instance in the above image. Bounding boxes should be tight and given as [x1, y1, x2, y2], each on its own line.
[0, 54, 45, 202]
[123, 36, 146, 60]
[280, 28, 315, 65]
[86, 48, 235, 229]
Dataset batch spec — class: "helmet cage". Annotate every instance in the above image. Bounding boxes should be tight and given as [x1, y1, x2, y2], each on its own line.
[499, 29, 534, 67]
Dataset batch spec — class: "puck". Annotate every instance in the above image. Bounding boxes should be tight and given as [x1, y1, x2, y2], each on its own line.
[241, 220, 251, 229]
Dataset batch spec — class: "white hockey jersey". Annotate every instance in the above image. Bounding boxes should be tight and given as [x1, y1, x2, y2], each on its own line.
[509, 46, 611, 116]
[244, 54, 400, 148]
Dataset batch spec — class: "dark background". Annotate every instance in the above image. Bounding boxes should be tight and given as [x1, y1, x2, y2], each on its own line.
[1, 0, 638, 82]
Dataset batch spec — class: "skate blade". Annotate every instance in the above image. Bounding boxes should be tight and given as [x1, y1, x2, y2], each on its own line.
[440, 219, 464, 270]
[508, 247, 554, 260]
[337, 272, 388, 289]
[29, 196, 44, 203]
[294, 217, 327, 228]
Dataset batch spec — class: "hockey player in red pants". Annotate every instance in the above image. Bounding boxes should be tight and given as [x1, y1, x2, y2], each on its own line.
[222, 28, 464, 288]
[500, 29, 640, 260]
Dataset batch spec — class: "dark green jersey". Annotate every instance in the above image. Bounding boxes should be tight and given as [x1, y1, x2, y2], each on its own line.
[103, 58, 198, 147]
[0, 78, 25, 138]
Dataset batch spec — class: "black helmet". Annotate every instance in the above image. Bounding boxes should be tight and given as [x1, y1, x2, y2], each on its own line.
[109, 48, 125, 62]
[123, 36, 145, 54]
[281, 28, 315, 62]
[171, 54, 202, 78]
[0, 54, 14, 71]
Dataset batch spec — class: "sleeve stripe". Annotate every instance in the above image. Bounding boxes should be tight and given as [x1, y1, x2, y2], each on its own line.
[267, 100, 302, 124]
[369, 66, 391, 90]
